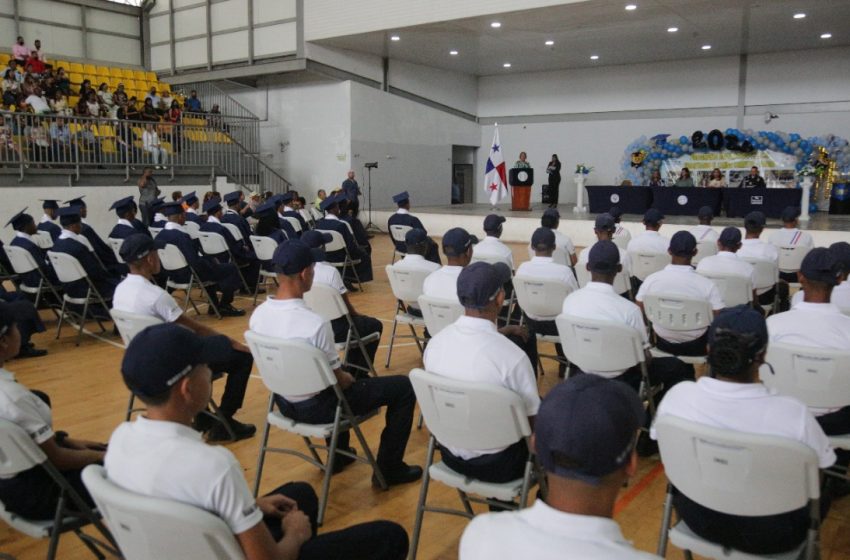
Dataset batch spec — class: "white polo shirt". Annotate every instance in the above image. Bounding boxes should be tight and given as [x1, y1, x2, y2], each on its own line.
[577, 242, 632, 278]
[738, 238, 779, 262]
[473, 236, 514, 269]
[423, 315, 539, 459]
[613, 224, 632, 245]
[105, 416, 263, 535]
[635, 265, 724, 343]
[769, 228, 814, 249]
[393, 254, 441, 275]
[314, 261, 346, 295]
[562, 282, 649, 377]
[695, 251, 757, 287]
[626, 231, 669, 255]
[249, 297, 341, 402]
[0, 367, 14, 382]
[767, 302, 850, 350]
[651, 377, 835, 469]
[422, 265, 463, 303]
[791, 280, 850, 310]
[0, 379, 53, 476]
[553, 230, 576, 257]
[690, 224, 718, 243]
[113, 273, 183, 323]
[460, 499, 659, 560]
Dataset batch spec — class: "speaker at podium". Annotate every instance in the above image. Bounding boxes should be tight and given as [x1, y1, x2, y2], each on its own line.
[509, 167, 534, 211]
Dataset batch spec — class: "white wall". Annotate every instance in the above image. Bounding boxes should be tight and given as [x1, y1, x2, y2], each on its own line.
[388, 60, 478, 116]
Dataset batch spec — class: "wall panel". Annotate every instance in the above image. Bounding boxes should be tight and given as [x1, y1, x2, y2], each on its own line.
[174, 7, 206, 40]
[254, 22, 297, 58]
[174, 37, 206, 68]
[212, 30, 249, 64]
[211, 0, 247, 32]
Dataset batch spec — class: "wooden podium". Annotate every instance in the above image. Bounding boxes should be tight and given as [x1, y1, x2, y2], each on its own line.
[509, 167, 534, 211]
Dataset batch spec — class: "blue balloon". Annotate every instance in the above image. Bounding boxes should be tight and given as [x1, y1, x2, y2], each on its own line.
[680, 135, 688, 144]
[810, 202, 819, 214]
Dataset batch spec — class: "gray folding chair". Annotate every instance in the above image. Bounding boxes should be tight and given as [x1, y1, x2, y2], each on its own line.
[197, 231, 250, 293]
[317, 229, 363, 291]
[248, 235, 280, 306]
[157, 244, 221, 319]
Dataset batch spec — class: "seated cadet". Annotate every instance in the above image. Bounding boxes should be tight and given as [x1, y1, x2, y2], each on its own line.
[0, 288, 47, 359]
[201, 198, 261, 293]
[223, 190, 256, 242]
[696, 227, 757, 305]
[108, 196, 151, 239]
[386, 191, 440, 264]
[769, 206, 814, 283]
[302, 230, 382, 376]
[279, 191, 310, 233]
[65, 196, 122, 274]
[792, 242, 850, 309]
[51, 206, 120, 302]
[149, 197, 168, 228]
[181, 191, 204, 224]
[315, 194, 373, 284]
[652, 306, 835, 555]
[113, 235, 255, 441]
[635, 231, 724, 357]
[254, 201, 289, 243]
[516, 227, 578, 377]
[155, 202, 245, 317]
[473, 214, 513, 269]
[107, 323, 410, 560]
[391, 228, 441, 317]
[609, 206, 632, 247]
[460, 375, 657, 560]
[37, 199, 62, 242]
[8, 208, 60, 289]
[423, 261, 540, 485]
[576, 213, 632, 295]
[338, 198, 373, 254]
[738, 210, 783, 308]
[626, 208, 668, 255]
[768, 248, 850, 438]
[0, 302, 106, 519]
[249, 240, 422, 486]
[538, 208, 577, 266]
[690, 205, 719, 243]
[270, 194, 299, 239]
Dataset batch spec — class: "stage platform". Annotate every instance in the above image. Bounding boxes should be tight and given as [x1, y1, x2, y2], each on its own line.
[370, 202, 850, 249]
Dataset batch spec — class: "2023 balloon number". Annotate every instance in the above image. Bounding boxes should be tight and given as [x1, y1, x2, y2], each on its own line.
[691, 130, 755, 154]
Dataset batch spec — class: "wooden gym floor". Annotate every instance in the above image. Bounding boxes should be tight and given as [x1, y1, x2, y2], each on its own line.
[1, 234, 848, 559]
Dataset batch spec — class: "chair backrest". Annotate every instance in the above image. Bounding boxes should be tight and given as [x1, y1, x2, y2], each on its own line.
[655, 415, 820, 516]
[385, 265, 430, 305]
[692, 240, 717, 265]
[183, 221, 201, 239]
[47, 251, 87, 283]
[0, 418, 47, 477]
[303, 282, 347, 322]
[778, 245, 811, 273]
[244, 331, 337, 397]
[740, 256, 779, 291]
[555, 314, 645, 373]
[197, 232, 229, 256]
[33, 231, 54, 249]
[642, 293, 713, 332]
[528, 244, 569, 266]
[316, 229, 346, 254]
[574, 261, 630, 294]
[628, 251, 671, 281]
[762, 342, 850, 410]
[157, 244, 189, 271]
[697, 271, 752, 307]
[221, 223, 243, 242]
[417, 294, 464, 336]
[4, 245, 39, 274]
[470, 252, 512, 268]
[109, 309, 164, 347]
[107, 238, 125, 263]
[611, 235, 629, 251]
[299, 208, 315, 225]
[410, 368, 531, 451]
[282, 216, 302, 233]
[389, 224, 412, 243]
[512, 275, 573, 320]
[81, 465, 246, 560]
[249, 235, 278, 261]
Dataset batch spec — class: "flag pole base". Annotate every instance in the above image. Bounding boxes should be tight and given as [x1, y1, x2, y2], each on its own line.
[573, 205, 588, 213]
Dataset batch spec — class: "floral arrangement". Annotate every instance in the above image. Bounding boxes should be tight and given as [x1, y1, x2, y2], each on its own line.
[796, 164, 818, 178]
[575, 164, 593, 175]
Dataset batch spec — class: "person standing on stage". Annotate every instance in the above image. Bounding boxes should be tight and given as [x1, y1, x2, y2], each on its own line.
[137, 167, 160, 226]
[739, 166, 766, 189]
[515, 152, 530, 169]
[546, 154, 561, 208]
[341, 170, 361, 218]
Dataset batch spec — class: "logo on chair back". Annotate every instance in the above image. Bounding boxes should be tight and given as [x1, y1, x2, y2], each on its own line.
[610, 194, 620, 203]
[750, 196, 763, 205]
[677, 195, 688, 206]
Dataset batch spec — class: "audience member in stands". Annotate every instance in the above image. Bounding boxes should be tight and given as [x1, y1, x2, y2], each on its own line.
[166, 100, 182, 150]
[142, 123, 168, 168]
[11, 36, 28, 67]
[49, 91, 70, 116]
[539, 208, 577, 266]
[0, 115, 21, 161]
[74, 94, 91, 117]
[54, 67, 71, 96]
[97, 82, 113, 112]
[120, 97, 141, 121]
[141, 98, 159, 122]
[690, 206, 718, 242]
[48, 117, 72, 162]
[25, 51, 45, 77]
[160, 89, 175, 113]
[78, 79, 93, 99]
[185, 89, 202, 113]
[26, 115, 50, 164]
[75, 121, 102, 162]
[32, 39, 48, 66]
[24, 87, 49, 114]
[145, 86, 163, 114]
[112, 83, 128, 107]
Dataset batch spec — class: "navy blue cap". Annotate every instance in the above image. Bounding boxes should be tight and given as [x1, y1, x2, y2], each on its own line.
[279, 191, 294, 203]
[150, 197, 166, 211]
[669, 230, 697, 257]
[800, 247, 840, 286]
[223, 191, 241, 205]
[269, 194, 285, 209]
[542, 208, 560, 220]
[531, 227, 556, 250]
[319, 194, 341, 212]
[392, 191, 410, 205]
[643, 208, 664, 225]
[110, 196, 135, 215]
[57, 206, 82, 226]
[301, 230, 332, 249]
[608, 206, 623, 220]
[161, 202, 184, 216]
[594, 213, 615, 232]
[119, 234, 156, 263]
[271, 239, 323, 275]
[405, 228, 428, 246]
[202, 198, 222, 214]
[829, 242, 850, 274]
[708, 305, 768, 362]
[587, 240, 620, 273]
[6, 208, 32, 230]
[744, 211, 766, 227]
[181, 191, 198, 205]
[718, 227, 742, 247]
[64, 196, 86, 208]
[697, 205, 714, 219]
[40, 199, 59, 210]
[457, 261, 512, 309]
[121, 323, 231, 399]
[442, 227, 475, 256]
[536, 375, 643, 485]
[483, 214, 506, 232]
[781, 206, 801, 222]
[253, 200, 277, 218]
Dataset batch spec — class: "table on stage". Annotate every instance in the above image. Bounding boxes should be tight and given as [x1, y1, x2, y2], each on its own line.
[724, 187, 803, 218]
[652, 186, 723, 217]
[587, 186, 652, 214]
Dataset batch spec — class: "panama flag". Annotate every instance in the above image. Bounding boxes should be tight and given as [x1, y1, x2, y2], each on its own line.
[484, 126, 508, 206]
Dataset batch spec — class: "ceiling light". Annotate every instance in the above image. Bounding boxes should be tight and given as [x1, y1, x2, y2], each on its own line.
[590, 55, 600, 60]
[503, 62, 511, 68]
[390, 35, 400, 41]
[793, 13, 806, 19]
[821, 32, 832, 39]
[545, 40, 555, 46]
[701, 44, 712, 50]
[449, 50, 458, 55]
[667, 27, 678, 33]
[491, 22, 501, 28]
[625, 4, 637, 10]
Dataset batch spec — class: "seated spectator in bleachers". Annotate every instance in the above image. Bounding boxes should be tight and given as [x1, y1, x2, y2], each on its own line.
[460, 375, 656, 560]
[11, 36, 28, 67]
[652, 306, 835, 555]
[48, 91, 70, 116]
[0, 115, 21, 160]
[26, 115, 51, 163]
[118, 97, 141, 121]
[86, 91, 104, 117]
[142, 123, 167, 168]
[78, 78, 93, 99]
[165, 100, 182, 150]
[24, 52, 45, 77]
[74, 94, 91, 117]
[54, 67, 71, 96]
[185, 89, 202, 113]
[112, 83, 128, 107]
[208, 103, 224, 130]
[97, 82, 113, 111]
[141, 97, 159, 122]
[108, 196, 150, 240]
[2, 70, 20, 107]
[48, 117, 72, 162]
[5, 61, 23, 83]
[145, 86, 163, 114]
[161, 90, 175, 113]
[75, 121, 102, 162]
[32, 39, 48, 67]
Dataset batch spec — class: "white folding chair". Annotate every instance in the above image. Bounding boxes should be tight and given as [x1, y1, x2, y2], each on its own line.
[0, 420, 118, 560]
[527, 244, 570, 267]
[384, 265, 429, 368]
[574, 259, 632, 296]
[417, 294, 464, 337]
[81, 465, 244, 560]
[389, 224, 412, 263]
[778, 245, 812, 290]
[317, 229, 363, 290]
[408, 368, 540, 560]
[300, 208, 316, 228]
[47, 251, 113, 346]
[629, 250, 671, 281]
[697, 271, 753, 307]
[4, 245, 63, 312]
[741, 256, 780, 314]
[642, 294, 712, 365]
[182, 220, 201, 239]
[612, 234, 630, 251]
[655, 415, 821, 560]
[244, 332, 386, 525]
[692, 240, 718, 265]
[107, 238, 125, 264]
[197, 231, 250, 292]
[34, 231, 54, 249]
[304, 282, 379, 377]
[513, 275, 574, 374]
[248, 235, 279, 305]
[221, 222, 244, 242]
[282, 216, 303, 235]
[157, 244, 221, 319]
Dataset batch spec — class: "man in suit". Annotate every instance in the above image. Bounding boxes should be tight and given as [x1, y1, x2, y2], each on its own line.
[64, 196, 124, 276]
[386, 191, 440, 264]
[7, 208, 60, 292]
[36, 199, 62, 242]
[181, 191, 204, 224]
[155, 202, 245, 317]
[108, 196, 151, 240]
[315, 194, 373, 284]
[221, 191, 254, 242]
[200, 198, 260, 292]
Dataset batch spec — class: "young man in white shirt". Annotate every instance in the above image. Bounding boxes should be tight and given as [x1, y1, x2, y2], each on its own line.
[424, 261, 539, 484]
[461, 375, 657, 560]
[689, 206, 718, 243]
[791, 241, 850, 310]
[769, 206, 814, 257]
[696, 227, 758, 306]
[538, 208, 577, 267]
[577, 214, 632, 295]
[107, 323, 409, 560]
[626, 208, 669, 255]
[738, 210, 784, 308]
[390, 228, 440, 316]
[249, 240, 421, 486]
[652, 306, 835, 555]
[473, 214, 514, 269]
[142, 123, 168, 168]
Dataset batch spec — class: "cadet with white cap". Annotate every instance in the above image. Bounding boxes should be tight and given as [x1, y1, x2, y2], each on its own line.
[387, 191, 440, 264]
[696, 226, 758, 303]
[473, 214, 513, 269]
[106, 322, 409, 559]
[689, 205, 719, 242]
[538, 208, 577, 266]
[461, 375, 658, 560]
[626, 208, 668, 255]
[791, 241, 850, 309]
[37, 199, 61, 241]
[108, 196, 150, 240]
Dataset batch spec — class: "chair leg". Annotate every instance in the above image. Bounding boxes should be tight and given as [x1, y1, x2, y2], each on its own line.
[409, 323, 424, 355]
[409, 436, 436, 560]
[208, 398, 236, 440]
[417, 411, 424, 430]
[385, 318, 399, 368]
[519, 458, 533, 508]
[458, 490, 475, 516]
[55, 298, 68, 339]
[252, 419, 272, 497]
[657, 483, 674, 557]
[303, 436, 323, 464]
[125, 393, 136, 422]
[76, 297, 90, 346]
[202, 279, 221, 319]
[252, 270, 263, 306]
[317, 407, 343, 527]
[75, 529, 107, 559]
[46, 492, 67, 560]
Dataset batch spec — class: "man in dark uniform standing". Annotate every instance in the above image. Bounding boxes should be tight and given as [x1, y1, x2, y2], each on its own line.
[341, 170, 361, 218]
[386, 191, 441, 264]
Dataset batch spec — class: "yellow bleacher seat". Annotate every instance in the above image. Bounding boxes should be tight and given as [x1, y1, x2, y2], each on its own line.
[55, 60, 70, 70]
[96, 66, 110, 76]
[133, 70, 146, 81]
[83, 64, 97, 75]
[69, 62, 84, 73]
[101, 138, 117, 154]
[0, 53, 10, 64]
[214, 132, 231, 144]
[95, 124, 115, 137]
[69, 73, 83, 85]
[145, 71, 157, 82]
[109, 67, 123, 78]
[124, 80, 136, 90]
[161, 140, 173, 155]
[109, 77, 122, 89]
[121, 68, 134, 79]
[69, 123, 82, 134]
[131, 127, 143, 139]
[69, 96, 79, 107]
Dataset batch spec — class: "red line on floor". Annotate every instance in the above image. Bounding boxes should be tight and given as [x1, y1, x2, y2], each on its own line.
[614, 463, 665, 516]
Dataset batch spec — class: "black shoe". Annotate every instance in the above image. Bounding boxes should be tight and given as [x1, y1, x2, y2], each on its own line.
[218, 304, 246, 317]
[15, 345, 48, 359]
[636, 432, 659, 457]
[332, 447, 358, 474]
[343, 282, 359, 292]
[207, 418, 256, 442]
[372, 463, 423, 487]
[193, 411, 217, 432]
